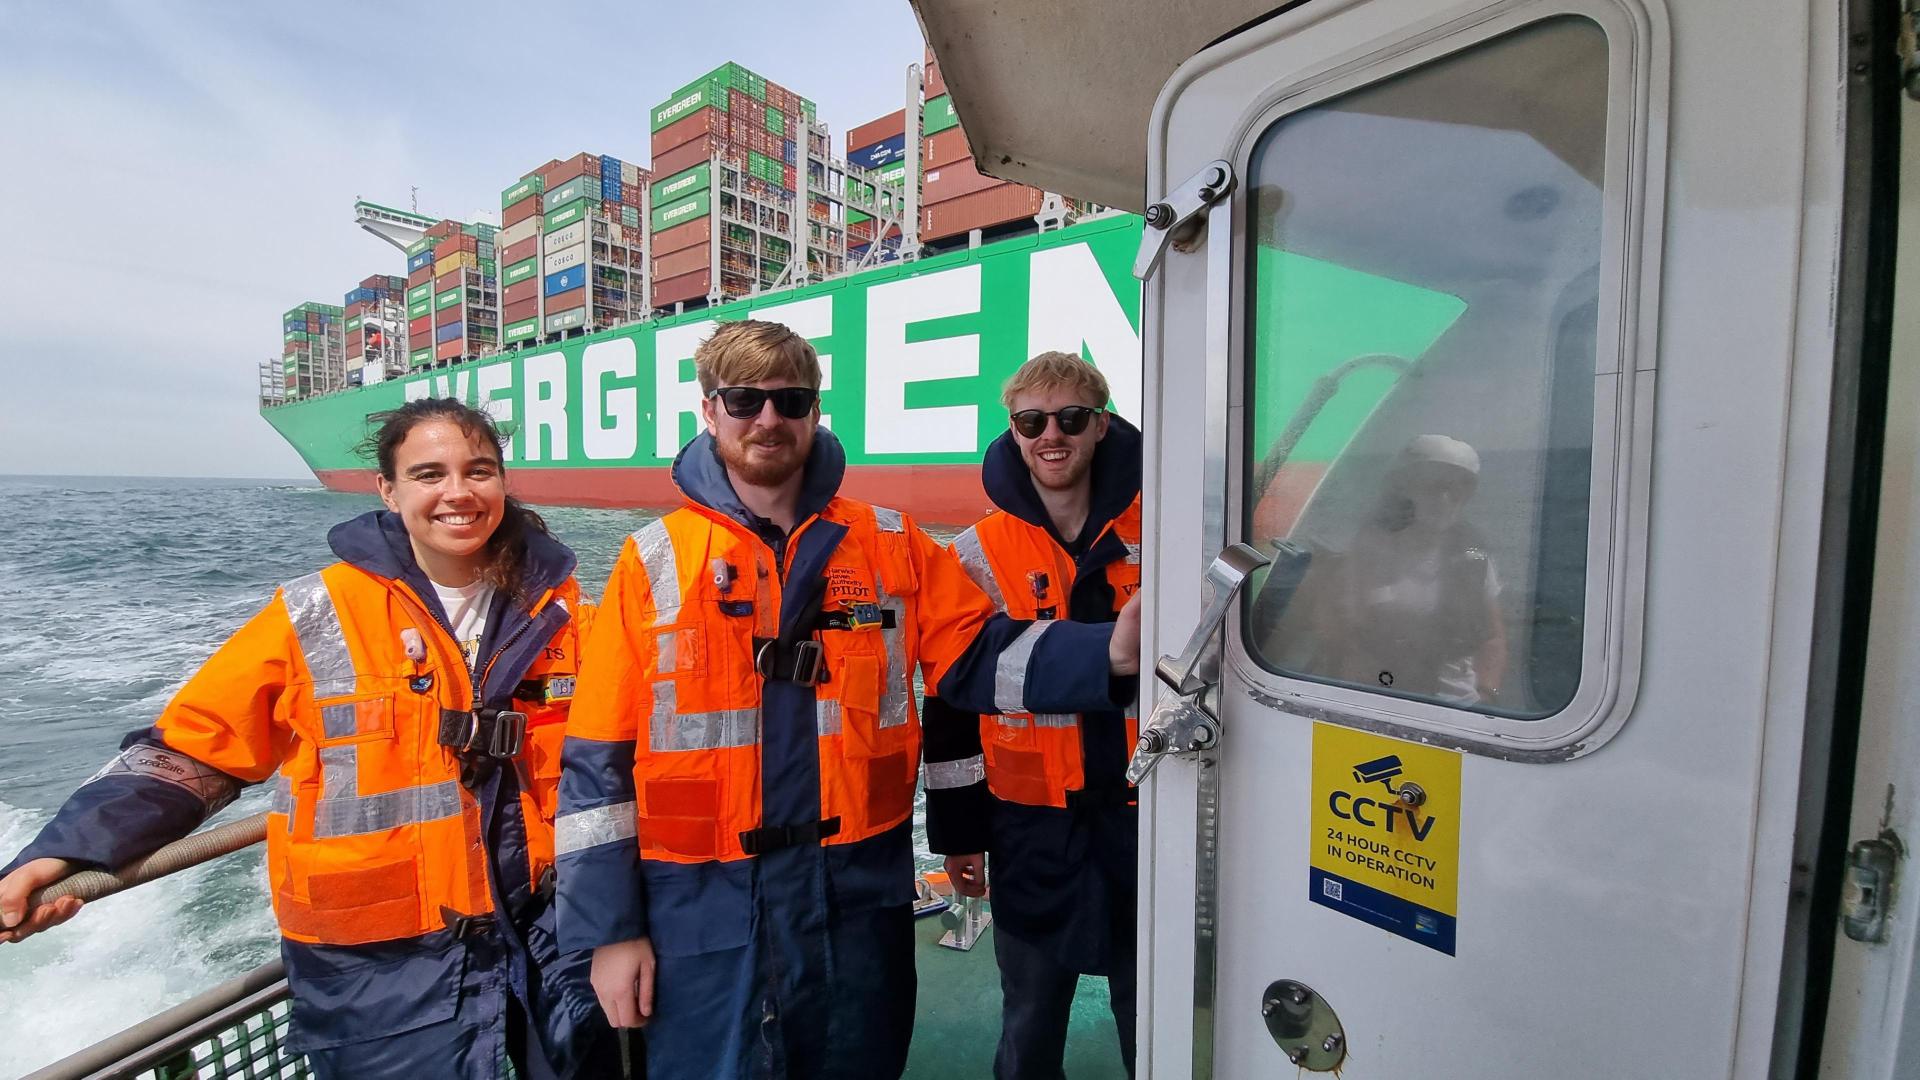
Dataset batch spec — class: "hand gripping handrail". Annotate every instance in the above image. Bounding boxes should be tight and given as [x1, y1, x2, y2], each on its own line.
[24, 811, 270, 909]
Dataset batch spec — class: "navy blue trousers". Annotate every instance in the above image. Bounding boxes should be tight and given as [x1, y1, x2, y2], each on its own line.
[992, 923, 1137, 1080]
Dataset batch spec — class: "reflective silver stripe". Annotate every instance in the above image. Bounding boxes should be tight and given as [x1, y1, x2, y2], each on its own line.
[816, 698, 843, 735]
[952, 528, 1006, 612]
[649, 680, 760, 751]
[925, 754, 986, 790]
[1032, 713, 1079, 728]
[633, 519, 680, 615]
[85, 745, 237, 810]
[269, 774, 294, 817]
[877, 591, 910, 730]
[556, 801, 638, 856]
[871, 505, 905, 533]
[282, 572, 357, 697]
[320, 702, 358, 741]
[312, 743, 462, 838]
[1123, 541, 1142, 565]
[993, 622, 1054, 714]
[657, 626, 679, 675]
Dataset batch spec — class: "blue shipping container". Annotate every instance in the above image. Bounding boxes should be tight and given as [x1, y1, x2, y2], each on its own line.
[784, 140, 798, 165]
[435, 321, 464, 343]
[848, 134, 905, 171]
[407, 250, 434, 273]
[544, 266, 586, 297]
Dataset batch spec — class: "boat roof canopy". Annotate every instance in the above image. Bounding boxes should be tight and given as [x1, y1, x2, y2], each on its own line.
[909, 0, 1285, 211]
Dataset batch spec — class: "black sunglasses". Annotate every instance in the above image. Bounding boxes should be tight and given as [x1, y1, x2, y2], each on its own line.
[709, 385, 819, 420]
[1009, 406, 1101, 439]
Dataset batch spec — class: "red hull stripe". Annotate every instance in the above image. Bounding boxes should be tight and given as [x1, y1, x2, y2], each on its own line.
[313, 465, 995, 527]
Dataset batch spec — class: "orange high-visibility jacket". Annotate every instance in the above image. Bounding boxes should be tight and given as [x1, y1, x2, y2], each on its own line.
[950, 495, 1143, 808]
[153, 563, 586, 946]
[565, 498, 991, 865]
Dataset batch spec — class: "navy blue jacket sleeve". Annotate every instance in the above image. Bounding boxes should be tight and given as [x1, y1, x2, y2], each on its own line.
[921, 696, 991, 855]
[3, 728, 240, 877]
[934, 614, 1123, 718]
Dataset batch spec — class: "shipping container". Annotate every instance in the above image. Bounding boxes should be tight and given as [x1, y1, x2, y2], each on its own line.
[503, 296, 540, 325]
[921, 183, 1045, 240]
[499, 216, 540, 250]
[653, 134, 741, 178]
[542, 175, 603, 212]
[924, 127, 971, 169]
[502, 236, 539, 266]
[435, 287, 464, 310]
[503, 278, 538, 306]
[651, 164, 710, 204]
[543, 265, 587, 297]
[651, 216, 713, 257]
[502, 197, 539, 228]
[925, 53, 947, 97]
[406, 283, 433, 305]
[435, 338, 464, 362]
[410, 346, 433, 367]
[651, 189, 711, 232]
[435, 302, 461, 328]
[408, 299, 432, 320]
[653, 245, 709, 281]
[546, 288, 587, 315]
[501, 175, 543, 208]
[544, 307, 587, 334]
[923, 94, 960, 136]
[924, 158, 1004, 205]
[344, 315, 363, 332]
[848, 133, 907, 171]
[652, 107, 727, 156]
[408, 265, 433, 288]
[407, 250, 435, 273]
[435, 320, 463, 343]
[537, 153, 600, 191]
[545, 220, 587, 252]
[848, 110, 907, 154]
[543, 242, 587, 276]
[543, 198, 590, 232]
[502, 318, 539, 344]
[405, 236, 435, 258]
[502, 257, 540, 288]
[651, 267, 711, 307]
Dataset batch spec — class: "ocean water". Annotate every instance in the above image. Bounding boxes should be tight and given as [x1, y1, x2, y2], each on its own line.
[0, 475, 657, 1074]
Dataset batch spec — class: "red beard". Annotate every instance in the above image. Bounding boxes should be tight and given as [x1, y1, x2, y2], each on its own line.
[716, 428, 809, 487]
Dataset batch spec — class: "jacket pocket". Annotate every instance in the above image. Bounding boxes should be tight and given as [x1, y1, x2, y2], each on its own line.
[640, 860, 752, 957]
[282, 933, 463, 1051]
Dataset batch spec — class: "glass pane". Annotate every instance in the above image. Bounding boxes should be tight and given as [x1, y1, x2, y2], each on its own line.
[1241, 16, 1610, 719]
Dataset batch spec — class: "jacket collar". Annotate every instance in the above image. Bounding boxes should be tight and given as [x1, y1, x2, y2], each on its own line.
[325, 509, 576, 612]
[671, 426, 847, 535]
[982, 413, 1143, 543]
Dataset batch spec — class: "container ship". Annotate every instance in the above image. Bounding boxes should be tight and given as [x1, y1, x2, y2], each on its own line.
[260, 53, 1141, 525]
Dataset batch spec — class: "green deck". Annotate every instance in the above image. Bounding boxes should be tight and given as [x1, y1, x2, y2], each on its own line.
[905, 906, 1129, 1078]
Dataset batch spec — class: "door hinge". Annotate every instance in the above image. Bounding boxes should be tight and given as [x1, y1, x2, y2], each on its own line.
[1840, 830, 1904, 944]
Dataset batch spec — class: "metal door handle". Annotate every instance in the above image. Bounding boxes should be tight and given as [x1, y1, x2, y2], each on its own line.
[1127, 544, 1270, 783]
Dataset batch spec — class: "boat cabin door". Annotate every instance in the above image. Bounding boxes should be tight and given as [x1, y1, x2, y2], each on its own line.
[1123, 0, 1914, 1075]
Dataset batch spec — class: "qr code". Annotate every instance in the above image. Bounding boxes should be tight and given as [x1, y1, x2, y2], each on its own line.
[1322, 878, 1344, 901]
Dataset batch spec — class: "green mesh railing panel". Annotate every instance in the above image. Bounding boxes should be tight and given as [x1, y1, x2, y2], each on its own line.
[148, 997, 308, 1080]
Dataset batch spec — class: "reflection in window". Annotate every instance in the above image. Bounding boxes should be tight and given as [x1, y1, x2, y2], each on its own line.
[1241, 16, 1610, 719]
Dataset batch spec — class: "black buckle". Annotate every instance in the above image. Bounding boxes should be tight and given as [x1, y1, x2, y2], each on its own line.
[440, 905, 492, 939]
[738, 816, 842, 855]
[439, 708, 527, 759]
[753, 637, 826, 686]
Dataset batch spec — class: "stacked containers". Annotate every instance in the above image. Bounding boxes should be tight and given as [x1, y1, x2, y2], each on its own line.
[649, 62, 813, 308]
[844, 110, 909, 261]
[281, 302, 346, 399]
[342, 274, 409, 384]
[404, 230, 441, 370]
[422, 220, 501, 364]
[498, 173, 546, 348]
[919, 48, 1046, 242]
[530, 151, 650, 340]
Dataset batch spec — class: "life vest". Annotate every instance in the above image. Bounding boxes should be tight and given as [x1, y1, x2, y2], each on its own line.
[950, 496, 1143, 808]
[157, 563, 584, 947]
[622, 498, 932, 864]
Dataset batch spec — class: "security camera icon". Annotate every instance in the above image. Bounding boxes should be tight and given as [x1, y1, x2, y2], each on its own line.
[1352, 755, 1403, 786]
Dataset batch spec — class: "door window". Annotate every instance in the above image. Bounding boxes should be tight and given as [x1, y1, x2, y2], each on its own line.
[1240, 15, 1612, 720]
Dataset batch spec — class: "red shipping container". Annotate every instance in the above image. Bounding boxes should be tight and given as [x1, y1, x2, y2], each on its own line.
[651, 216, 714, 256]
[924, 158, 1004, 205]
[436, 338, 464, 362]
[346, 328, 364, 349]
[435, 268, 464, 292]
[922, 184, 1046, 241]
[848, 110, 906, 154]
[924, 55, 947, 98]
[546, 287, 586, 314]
[435, 302, 461, 327]
[358, 274, 386, 290]
[437, 234, 479, 256]
[924, 128, 971, 169]
[652, 268, 710, 307]
[652, 108, 726, 156]
[345, 300, 369, 318]
[409, 315, 432, 340]
[503, 278, 538, 306]
[537, 152, 600, 191]
[653, 136, 748, 178]
[408, 266, 433, 288]
[783, 164, 797, 190]
[503, 197, 539, 227]
[426, 219, 460, 240]
[653, 245, 708, 281]
[503, 297, 540, 325]
[501, 236, 538, 266]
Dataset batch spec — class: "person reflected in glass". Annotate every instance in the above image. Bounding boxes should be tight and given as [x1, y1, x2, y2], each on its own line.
[1258, 434, 1507, 706]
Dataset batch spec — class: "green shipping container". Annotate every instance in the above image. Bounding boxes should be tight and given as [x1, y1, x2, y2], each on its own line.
[409, 299, 432, 319]
[405, 236, 435, 257]
[765, 109, 785, 136]
[408, 283, 432, 304]
[802, 98, 817, 124]
[651, 164, 710, 204]
[923, 95, 959, 136]
[286, 330, 309, 343]
[503, 258, 539, 286]
[503, 318, 539, 344]
[409, 347, 433, 367]
[435, 288, 463, 310]
[544, 197, 590, 232]
[345, 316, 363, 332]
[650, 188, 711, 232]
[501, 175, 544, 208]
[621, 205, 640, 228]
[652, 78, 726, 132]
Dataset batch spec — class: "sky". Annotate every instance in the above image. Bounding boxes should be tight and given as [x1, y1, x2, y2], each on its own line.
[0, 0, 928, 480]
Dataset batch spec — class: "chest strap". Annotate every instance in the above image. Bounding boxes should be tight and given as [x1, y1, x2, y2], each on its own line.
[438, 707, 527, 759]
[739, 816, 842, 855]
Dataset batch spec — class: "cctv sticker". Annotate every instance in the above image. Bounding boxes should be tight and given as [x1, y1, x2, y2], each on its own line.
[1309, 724, 1462, 955]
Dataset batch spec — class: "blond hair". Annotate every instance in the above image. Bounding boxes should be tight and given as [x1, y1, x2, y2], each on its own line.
[1001, 350, 1111, 410]
[695, 320, 823, 394]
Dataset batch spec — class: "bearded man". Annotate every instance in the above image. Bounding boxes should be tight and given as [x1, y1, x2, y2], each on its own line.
[555, 323, 1142, 1079]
